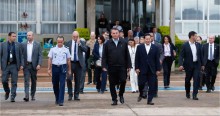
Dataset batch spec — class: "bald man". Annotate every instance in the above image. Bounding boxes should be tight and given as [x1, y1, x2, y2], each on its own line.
[21, 31, 42, 102]
[65, 31, 87, 101]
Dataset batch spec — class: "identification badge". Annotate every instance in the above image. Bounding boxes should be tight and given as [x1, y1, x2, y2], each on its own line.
[10, 53, 13, 58]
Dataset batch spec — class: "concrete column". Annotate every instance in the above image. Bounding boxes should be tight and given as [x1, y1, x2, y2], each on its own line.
[36, 0, 41, 34]
[155, 0, 160, 28]
[170, 0, 175, 71]
[76, 0, 85, 28]
[87, 0, 96, 32]
[162, 0, 170, 26]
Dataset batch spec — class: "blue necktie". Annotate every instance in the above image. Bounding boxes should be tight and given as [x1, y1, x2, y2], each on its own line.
[74, 41, 77, 61]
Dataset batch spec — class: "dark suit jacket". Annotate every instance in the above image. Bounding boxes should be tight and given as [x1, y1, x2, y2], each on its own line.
[92, 42, 105, 62]
[202, 43, 219, 66]
[22, 41, 42, 70]
[135, 44, 161, 75]
[162, 43, 176, 61]
[102, 38, 132, 69]
[65, 40, 88, 68]
[133, 31, 144, 37]
[0, 41, 24, 71]
[179, 42, 203, 71]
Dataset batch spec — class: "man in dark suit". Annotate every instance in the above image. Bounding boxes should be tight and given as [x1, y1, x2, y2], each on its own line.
[0, 32, 24, 102]
[135, 34, 161, 105]
[22, 31, 42, 102]
[202, 35, 219, 93]
[102, 28, 132, 105]
[133, 26, 144, 38]
[179, 31, 203, 100]
[152, 27, 162, 43]
[65, 31, 88, 101]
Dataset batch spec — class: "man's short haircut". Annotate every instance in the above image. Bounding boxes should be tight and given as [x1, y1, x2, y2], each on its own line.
[111, 28, 119, 33]
[57, 35, 64, 41]
[8, 32, 16, 36]
[144, 33, 151, 38]
[188, 31, 197, 39]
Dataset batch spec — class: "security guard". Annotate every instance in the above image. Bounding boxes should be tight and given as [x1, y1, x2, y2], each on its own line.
[48, 35, 71, 106]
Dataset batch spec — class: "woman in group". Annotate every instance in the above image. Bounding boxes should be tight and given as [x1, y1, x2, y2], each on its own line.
[93, 35, 107, 94]
[128, 39, 139, 93]
[161, 35, 176, 88]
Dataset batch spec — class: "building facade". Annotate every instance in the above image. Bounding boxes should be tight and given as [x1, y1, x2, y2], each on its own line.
[0, 0, 219, 41]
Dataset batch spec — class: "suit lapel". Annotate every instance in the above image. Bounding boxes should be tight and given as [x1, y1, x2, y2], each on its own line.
[32, 41, 36, 56]
[186, 42, 193, 58]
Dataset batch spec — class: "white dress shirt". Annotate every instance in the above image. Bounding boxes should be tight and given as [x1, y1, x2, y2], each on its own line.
[71, 40, 79, 61]
[189, 41, 197, 62]
[27, 41, 33, 62]
[145, 43, 151, 54]
[99, 44, 103, 58]
[164, 43, 171, 56]
[208, 43, 214, 60]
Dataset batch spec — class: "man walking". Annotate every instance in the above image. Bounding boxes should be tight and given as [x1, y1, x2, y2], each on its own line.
[0, 32, 23, 102]
[22, 31, 42, 102]
[179, 31, 203, 100]
[102, 28, 131, 105]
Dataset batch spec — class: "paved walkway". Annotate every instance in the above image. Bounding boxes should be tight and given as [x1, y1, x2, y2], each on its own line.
[0, 72, 220, 115]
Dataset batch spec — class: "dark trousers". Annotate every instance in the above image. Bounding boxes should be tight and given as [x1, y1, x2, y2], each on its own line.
[139, 73, 156, 102]
[67, 61, 82, 99]
[87, 56, 95, 83]
[185, 62, 200, 95]
[2, 64, 18, 98]
[80, 62, 86, 92]
[162, 57, 173, 86]
[205, 60, 218, 90]
[108, 66, 127, 101]
[52, 64, 67, 104]
[95, 66, 107, 92]
[23, 63, 37, 98]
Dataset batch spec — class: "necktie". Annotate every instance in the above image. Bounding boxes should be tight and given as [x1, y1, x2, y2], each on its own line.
[210, 44, 213, 60]
[74, 41, 77, 61]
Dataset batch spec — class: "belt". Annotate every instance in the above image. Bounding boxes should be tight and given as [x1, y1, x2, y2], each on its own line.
[7, 62, 16, 65]
[26, 62, 32, 65]
[52, 64, 66, 67]
[71, 61, 79, 63]
[208, 60, 214, 62]
[193, 61, 198, 63]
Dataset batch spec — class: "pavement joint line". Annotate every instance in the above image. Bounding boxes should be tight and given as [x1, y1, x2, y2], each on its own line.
[125, 103, 139, 116]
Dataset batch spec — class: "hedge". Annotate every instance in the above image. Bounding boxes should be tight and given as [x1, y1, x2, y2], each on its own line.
[75, 28, 90, 41]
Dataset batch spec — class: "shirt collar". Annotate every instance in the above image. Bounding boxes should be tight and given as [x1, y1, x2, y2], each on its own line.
[189, 41, 195, 45]
[27, 40, 33, 44]
[145, 43, 151, 47]
[113, 38, 119, 41]
[209, 43, 214, 46]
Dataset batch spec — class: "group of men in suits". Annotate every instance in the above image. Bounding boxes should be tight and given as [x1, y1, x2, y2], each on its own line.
[0, 31, 42, 102]
[179, 31, 219, 100]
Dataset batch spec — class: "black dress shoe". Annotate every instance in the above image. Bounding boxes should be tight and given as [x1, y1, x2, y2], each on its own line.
[97, 89, 100, 93]
[31, 96, 35, 101]
[119, 96, 124, 104]
[5, 92, 9, 100]
[211, 86, 215, 91]
[132, 91, 136, 93]
[111, 100, 118, 105]
[23, 98, 29, 102]
[193, 95, 199, 100]
[147, 101, 154, 105]
[142, 95, 147, 99]
[137, 97, 142, 102]
[186, 93, 190, 99]
[68, 96, 72, 101]
[74, 98, 80, 101]
[59, 103, 63, 106]
[206, 89, 211, 93]
[11, 98, 15, 102]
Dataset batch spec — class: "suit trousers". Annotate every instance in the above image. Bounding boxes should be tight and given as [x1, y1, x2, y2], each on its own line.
[2, 64, 18, 98]
[185, 62, 200, 95]
[108, 66, 127, 101]
[162, 56, 173, 86]
[87, 56, 95, 83]
[67, 61, 82, 99]
[52, 64, 66, 104]
[138, 73, 156, 102]
[205, 60, 218, 89]
[95, 66, 107, 92]
[23, 63, 37, 98]
[80, 63, 86, 92]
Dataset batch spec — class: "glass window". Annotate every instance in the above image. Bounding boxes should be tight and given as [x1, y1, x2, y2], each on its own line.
[175, 23, 182, 33]
[60, 0, 76, 21]
[60, 24, 76, 34]
[41, 24, 58, 34]
[184, 22, 204, 34]
[209, 23, 220, 33]
[0, 0, 17, 21]
[42, 0, 58, 21]
[18, 0, 36, 21]
[182, 0, 204, 20]
[18, 24, 36, 33]
[175, 0, 181, 20]
[0, 24, 17, 33]
[209, 0, 220, 20]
